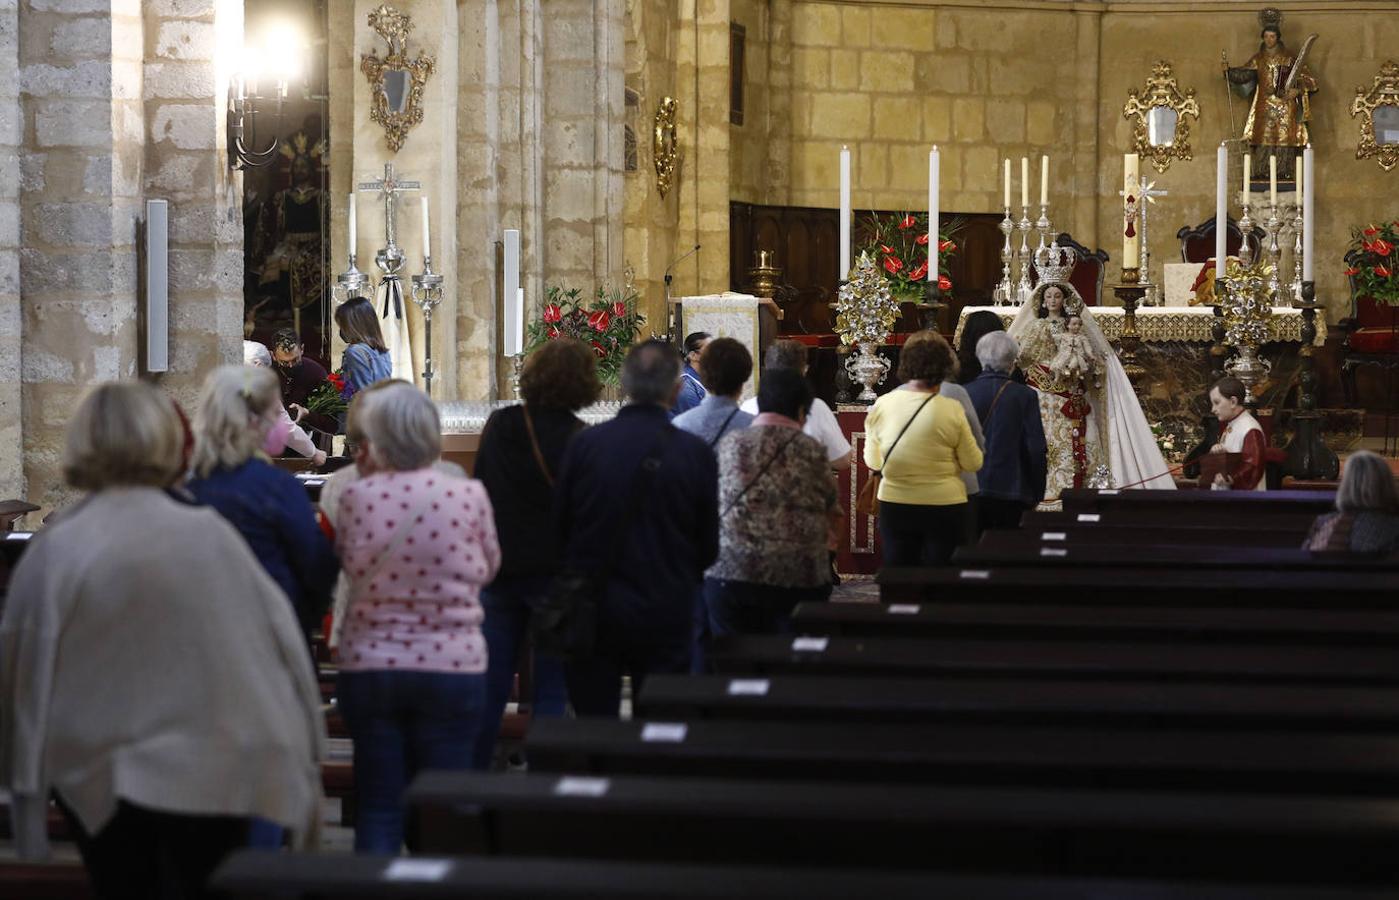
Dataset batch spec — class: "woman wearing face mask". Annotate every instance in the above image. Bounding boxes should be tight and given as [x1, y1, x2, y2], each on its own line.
[187, 365, 339, 638]
[244, 341, 327, 467]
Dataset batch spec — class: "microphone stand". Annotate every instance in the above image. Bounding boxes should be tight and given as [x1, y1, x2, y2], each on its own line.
[663, 244, 701, 343]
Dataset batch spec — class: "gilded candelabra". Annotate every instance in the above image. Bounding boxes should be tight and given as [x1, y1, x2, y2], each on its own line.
[1217, 257, 1275, 405]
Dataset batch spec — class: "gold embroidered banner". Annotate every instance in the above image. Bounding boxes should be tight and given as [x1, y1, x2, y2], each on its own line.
[954, 306, 1326, 348]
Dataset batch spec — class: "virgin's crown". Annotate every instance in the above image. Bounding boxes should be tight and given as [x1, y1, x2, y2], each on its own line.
[1032, 242, 1078, 285]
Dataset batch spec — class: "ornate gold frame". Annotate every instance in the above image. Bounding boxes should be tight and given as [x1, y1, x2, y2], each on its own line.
[653, 97, 681, 199]
[1123, 61, 1200, 173]
[1350, 60, 1399, 172]
[360, 5, 435, 153]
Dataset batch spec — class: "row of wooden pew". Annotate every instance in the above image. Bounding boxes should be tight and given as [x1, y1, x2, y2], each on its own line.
[209, 487, 1399, 897]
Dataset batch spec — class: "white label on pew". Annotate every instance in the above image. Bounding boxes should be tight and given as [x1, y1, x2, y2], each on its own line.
[302, 478, 325, 487]
[727, 679, 770, 696]
[1098, 489, 1120, 495]
[1039, 547, 1068, 558]
[383, 859, 453, 882]
[958, 570, 991, 580]
[1076, 513, 1101, 523]
[792, 635, 829, 652]
[641, 722, 688, 743]
[4, 532, 32, 541]
[887, 604, 921, 614]
[1040, 531, 1067, 541]
[553, 776, 611, 797]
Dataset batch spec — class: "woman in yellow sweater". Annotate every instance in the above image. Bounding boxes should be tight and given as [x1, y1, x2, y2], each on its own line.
[864, 330, 984, 566]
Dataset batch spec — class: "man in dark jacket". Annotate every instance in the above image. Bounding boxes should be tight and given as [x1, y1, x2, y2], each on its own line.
[271, 328, 338, 437]
[964, 331, 1048, 533]
[555, 340, 719, 716]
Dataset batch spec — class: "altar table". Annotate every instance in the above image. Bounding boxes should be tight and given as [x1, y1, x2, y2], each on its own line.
[953, 305, 1326, 348]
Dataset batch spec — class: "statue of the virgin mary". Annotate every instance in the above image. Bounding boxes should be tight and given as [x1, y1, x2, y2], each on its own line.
[1008, 250, 1175, 501]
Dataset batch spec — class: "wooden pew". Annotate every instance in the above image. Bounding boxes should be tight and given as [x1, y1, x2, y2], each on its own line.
[706, 632, 1399, 684]
[789, 601, 1399, 646]
[877, 565, 1399, 608]
[1058, 488, 1335, 515]
[1026, 508, 1322, 530]
[404, 770, 1399, 884]
[208, 849, 1399, 899]
[525, 716, 1399, 795]
[985, 523, 1306, 548]
[636, 673, 1399, 733]
[0, 863, 92, 900]
[952, 543, 1397, 569]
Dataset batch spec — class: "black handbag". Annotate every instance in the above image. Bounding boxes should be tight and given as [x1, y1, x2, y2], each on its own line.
[532, 425, 676, 661]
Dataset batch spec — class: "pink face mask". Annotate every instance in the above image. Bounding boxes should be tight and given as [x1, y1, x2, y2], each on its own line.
[263, 417, 293, 456]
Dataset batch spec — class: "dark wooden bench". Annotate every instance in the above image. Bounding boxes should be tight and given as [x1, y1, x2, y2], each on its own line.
[525, 716, 1399, 795]
[878, 565, 1399, 609]
[981, 524, 1307, 548]
[0, 862, 92, 900]
[1025, 508, 1323, 530]
[1059, 488, 1335, 515]
[207, 849, 1396, 900]
[706, 632, 1399, 684]
[952, 543, 1397, 569]
[637, 673, 1399, 733]
[404, 770, 1399, 883]
[790, 601, 1399, 646]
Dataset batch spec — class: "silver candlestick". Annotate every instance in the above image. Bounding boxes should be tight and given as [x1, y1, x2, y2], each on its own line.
[995, 208, 1014, 305]
[1263, 205, 1283, 302]
[1015, 206, 1033, 305]
[334, 252, 367, 304]
[410, 256, 444, 395]
[1035, 204, 1051, 257]
[1290, 206, 1305, 303]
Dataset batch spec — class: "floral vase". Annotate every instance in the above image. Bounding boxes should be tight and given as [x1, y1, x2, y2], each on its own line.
[844, 341, 891, 403]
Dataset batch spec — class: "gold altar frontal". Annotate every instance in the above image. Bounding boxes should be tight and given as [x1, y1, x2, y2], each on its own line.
[953, 306, 1326, 348]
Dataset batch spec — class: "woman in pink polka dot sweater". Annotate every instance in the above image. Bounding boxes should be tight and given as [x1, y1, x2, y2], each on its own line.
[333, 382, 500, 853]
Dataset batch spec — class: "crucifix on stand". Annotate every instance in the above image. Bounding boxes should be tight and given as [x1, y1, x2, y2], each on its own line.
[357, 162, 420, 384]
[1119, 176, 1168, 304]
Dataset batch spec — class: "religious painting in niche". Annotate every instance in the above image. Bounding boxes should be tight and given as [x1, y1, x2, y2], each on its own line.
[243, 0, 331, 367]
[730, 23, 745, 127]
[1351, 61, 1399, 171]
[1222, 7, 1318, 182]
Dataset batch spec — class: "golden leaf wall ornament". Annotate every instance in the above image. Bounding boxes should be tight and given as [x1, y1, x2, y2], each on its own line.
[1123, 61, 1200, 173]
[360, 5, 435, 153]
[653, 97, 681, 198]
[1351, 61, 1399, 173]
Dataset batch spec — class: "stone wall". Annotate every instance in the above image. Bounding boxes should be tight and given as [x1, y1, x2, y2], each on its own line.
[0, 0, 20, 501]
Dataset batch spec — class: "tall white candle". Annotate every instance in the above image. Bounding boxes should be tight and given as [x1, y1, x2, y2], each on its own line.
[1302, 145, 1315, 283]
[1040, 155, 1049, 207]
[511, 288, 525, 356]
[839, 146, 851, 279]
[1122, 153, 1140, 268]
[1269, 155, 1278, 208]
[928, 146, 939, 282]
[1242, 153, 1251, 201]
[348, 192, 357, 253]
[421, 197, 431, 259]
[1215, 143, 1228, 272]
[1003, 159, 1011, 208]
[1020, 157, 1029, 209]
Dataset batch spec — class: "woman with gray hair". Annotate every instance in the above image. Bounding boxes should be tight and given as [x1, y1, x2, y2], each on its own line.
[243, 340, 325, 466]
[963, 331, 1048, 534]
[333, 381, 501, 852]
[1305, 450, 1399, 554]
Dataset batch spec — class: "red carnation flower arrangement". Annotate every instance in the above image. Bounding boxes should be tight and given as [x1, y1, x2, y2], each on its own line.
[525, 283, 646, 386]
[1347, 222, 1399, 307]
[305, 369, 356, 419]
[857, 211, 962, 304]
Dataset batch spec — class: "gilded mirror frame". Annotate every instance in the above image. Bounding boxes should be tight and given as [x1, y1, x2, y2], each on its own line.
[1350, 60, 1399, 172]
[654, 97, 681, 198]
[360, 5, 436, 153]
[1123, 61, 1200, 173]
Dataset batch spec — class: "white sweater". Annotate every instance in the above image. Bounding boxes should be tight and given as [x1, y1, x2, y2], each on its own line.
[0, 488, 326, 857]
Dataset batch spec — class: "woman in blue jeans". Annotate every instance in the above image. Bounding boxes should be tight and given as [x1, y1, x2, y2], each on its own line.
[472, 338, 601, 767]
[335, 382, 500, 852]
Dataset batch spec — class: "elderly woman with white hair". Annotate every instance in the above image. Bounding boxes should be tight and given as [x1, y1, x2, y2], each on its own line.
[963, 330, 1048, 534]
[1305, 450, 1399, 554]
[186, 364, 339, 637]
[243, 340, 326, 467]
[334, 381, 500, 853]
[1, 381, 325, 896]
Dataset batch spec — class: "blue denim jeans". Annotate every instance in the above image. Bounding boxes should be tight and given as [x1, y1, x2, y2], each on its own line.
[471, 575, 569, 769]
[336, 668, 486, 853]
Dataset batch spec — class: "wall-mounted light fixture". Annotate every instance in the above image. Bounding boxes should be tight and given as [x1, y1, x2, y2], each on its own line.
[226, 20, 305, 170]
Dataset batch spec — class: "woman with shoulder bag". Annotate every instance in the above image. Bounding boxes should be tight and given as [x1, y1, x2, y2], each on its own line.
[861, 330, 983, 567]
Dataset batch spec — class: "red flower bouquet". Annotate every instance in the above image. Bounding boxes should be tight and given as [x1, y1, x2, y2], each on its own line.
[525, 284, 645, 385]
[857, 212, 962, 303]
[1347, 222, 1399, 307]
[305, 369, 355, 418]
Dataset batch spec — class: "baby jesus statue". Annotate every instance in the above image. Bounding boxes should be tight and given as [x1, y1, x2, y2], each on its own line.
[1048, 315, 1101, 383]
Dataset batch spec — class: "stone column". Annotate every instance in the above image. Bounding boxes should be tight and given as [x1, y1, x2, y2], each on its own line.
[1072, 6, 1101, 255]
[0, 0, 21, 502]
[676, 0, 730, 298]
[764, 0, 792, 208]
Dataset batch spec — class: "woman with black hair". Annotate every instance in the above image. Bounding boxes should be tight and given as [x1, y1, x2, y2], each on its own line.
[956, 310, 1008, 385]
[670, 331, 711, 417]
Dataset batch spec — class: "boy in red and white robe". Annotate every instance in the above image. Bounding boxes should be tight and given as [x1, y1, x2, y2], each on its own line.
[1207, 376, 1266, 491]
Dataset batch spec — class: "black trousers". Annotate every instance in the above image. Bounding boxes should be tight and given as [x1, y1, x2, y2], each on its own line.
[59, 798, 249, 900]
[878, 500, 968, 567]
[975, 495, 1028, 537]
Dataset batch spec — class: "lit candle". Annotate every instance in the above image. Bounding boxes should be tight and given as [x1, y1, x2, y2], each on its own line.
[1003, 159, 1011, 209]
[1302, 145, 1315, 283]
[1122, 154, 1140, 272]
[839, 146, 851, 279]
[1020, 157, 1029, 209]
[1215, 143, 1228, 274]
[348, 192, 357, 254]
[1040, 155, 1049, 207]
[928, 146, 939, 282]
[1269, 154, 1278, 208]
[421, 197, 431, 259]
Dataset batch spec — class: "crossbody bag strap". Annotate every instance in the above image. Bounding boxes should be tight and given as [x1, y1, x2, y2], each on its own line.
[872, 393, 936, 475]
[521, 404, 556, 487]
[708, 406, 742, 448]
[721, 430, 803, 517]
[350, 488, 439, 602]
[981, 380, 1013, 428]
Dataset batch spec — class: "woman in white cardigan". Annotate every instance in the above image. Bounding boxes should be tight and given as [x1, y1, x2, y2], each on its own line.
[0, 381, 325, 898]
